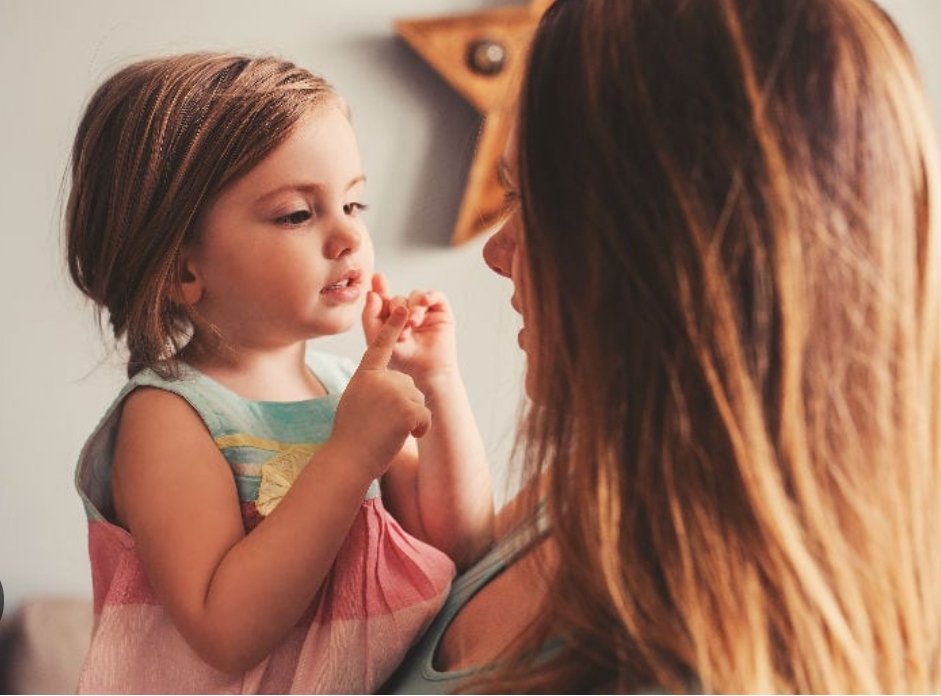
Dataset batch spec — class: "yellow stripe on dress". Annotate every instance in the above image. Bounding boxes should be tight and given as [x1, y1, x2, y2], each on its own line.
[214, 433, 295, 452]
[215, 433, 323, 517]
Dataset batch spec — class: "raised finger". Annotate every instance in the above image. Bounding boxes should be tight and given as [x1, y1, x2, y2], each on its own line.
[361, 289, 384, 335]
[407, 289, 430, 306]
[418, 290, 448, 311]
[372, 272, 391, 297]
[359, 305, 409, 370]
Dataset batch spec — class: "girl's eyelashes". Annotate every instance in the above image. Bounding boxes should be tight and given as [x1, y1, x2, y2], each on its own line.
[273, 201, 368, 226]
[343, 202, 369, 216]
[275, 209, 312, 226]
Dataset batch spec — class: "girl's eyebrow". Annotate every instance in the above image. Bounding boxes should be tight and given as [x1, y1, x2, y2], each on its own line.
[255, 174, 367, 203]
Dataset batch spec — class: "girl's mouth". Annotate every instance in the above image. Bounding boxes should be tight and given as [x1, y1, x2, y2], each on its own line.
[320, 269, 362, 302]
[322, 277, 354, 292]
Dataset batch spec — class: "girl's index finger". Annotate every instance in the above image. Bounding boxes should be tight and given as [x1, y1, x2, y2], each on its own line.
[372, 272, 390, 296]
[358, 305, 408, 371]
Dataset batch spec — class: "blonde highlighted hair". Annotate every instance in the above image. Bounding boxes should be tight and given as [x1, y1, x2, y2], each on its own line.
[480, 0, 941, 691]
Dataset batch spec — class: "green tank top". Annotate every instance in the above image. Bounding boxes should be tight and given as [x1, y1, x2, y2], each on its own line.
[379, 505, 552, 694]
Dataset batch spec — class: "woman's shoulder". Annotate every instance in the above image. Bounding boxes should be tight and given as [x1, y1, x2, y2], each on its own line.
[494, 472, 552, 536]
[381, 486, 555, 693]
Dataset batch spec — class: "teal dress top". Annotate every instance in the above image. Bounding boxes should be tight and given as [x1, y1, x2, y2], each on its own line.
[74, 350, 455, 694]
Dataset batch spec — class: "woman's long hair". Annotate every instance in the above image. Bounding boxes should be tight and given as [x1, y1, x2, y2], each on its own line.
[66, 53, 337, 377]
[481, 0, 941, 691]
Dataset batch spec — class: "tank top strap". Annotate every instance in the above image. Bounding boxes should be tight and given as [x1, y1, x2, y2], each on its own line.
[379, 502, 551, 693]
[449, 500, 549, 611]
[129, 367, 229, 436]
[306, 349, 356, 395]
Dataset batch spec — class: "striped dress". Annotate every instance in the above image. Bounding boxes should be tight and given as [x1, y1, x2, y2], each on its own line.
[74, 351, 455, 693]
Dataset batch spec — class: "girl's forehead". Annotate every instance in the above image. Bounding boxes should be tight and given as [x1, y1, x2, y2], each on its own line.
[220, 108, 363, 202]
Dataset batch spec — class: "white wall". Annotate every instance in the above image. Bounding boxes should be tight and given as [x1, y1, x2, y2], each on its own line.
[0, 0, 528, 615]
[0, 0, 938, 616]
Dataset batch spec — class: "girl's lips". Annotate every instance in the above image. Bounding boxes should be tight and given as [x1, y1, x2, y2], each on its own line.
[320, 280, 362, 304]
[320, 269, 363, 303]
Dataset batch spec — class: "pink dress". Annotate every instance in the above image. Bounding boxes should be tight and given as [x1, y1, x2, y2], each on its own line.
[75, 353, 455, 693]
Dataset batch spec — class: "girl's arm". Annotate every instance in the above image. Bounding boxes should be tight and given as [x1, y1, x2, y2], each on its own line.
[365, 277, 495, 568]
[112, 309, 427, 674]
[382, 370, 494, 569]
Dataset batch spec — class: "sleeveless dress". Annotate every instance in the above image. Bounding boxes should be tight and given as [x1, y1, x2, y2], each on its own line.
[74, 351, 455, 694]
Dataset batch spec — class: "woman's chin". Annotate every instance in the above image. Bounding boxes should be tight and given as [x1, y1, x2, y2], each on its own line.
[524, 370, 535, 398]
[518, 329, 535, 396]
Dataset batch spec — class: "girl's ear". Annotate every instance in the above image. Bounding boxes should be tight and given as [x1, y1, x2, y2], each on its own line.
[176, 248, 204, 306]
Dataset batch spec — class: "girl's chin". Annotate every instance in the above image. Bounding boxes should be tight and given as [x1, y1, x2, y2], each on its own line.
[306, 316, 359, 340]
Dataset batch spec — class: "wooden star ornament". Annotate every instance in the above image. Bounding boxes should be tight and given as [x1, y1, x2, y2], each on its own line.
[396, 0, 552, 245]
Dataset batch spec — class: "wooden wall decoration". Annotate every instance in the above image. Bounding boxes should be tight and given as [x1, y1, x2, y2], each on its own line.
[395, 0, 552, 245]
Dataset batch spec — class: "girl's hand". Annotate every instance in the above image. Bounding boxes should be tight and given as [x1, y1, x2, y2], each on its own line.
[330, 305, 431, 480]
[362, 273, 458, 384]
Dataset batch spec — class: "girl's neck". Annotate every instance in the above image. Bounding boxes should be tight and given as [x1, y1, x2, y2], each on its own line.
[180, 339, 327, 402]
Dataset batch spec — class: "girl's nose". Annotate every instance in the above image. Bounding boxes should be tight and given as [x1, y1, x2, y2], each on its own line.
[324, 217, 361, 259]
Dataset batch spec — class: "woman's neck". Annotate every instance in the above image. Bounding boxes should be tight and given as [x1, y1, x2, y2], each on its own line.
[180, 339, 327, 401]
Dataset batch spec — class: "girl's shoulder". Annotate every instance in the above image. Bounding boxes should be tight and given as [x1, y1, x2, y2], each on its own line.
[126, 365, 231, 436]
[75, 366, 221, 527]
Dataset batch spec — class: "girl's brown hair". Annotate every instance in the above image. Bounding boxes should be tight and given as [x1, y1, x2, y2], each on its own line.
[66, 53, 337, 377]
[481, 0, 941, 691]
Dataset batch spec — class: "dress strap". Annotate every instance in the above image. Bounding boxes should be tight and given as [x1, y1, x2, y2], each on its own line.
[307, 349, 356, 395]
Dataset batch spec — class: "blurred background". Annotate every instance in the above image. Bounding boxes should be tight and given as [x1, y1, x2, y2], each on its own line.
[0, 0, 939, 690]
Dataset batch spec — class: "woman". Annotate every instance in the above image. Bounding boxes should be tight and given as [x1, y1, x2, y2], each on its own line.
[384, 0, 941, 691]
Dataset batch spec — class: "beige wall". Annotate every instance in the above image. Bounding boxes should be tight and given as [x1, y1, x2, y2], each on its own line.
[0, 0, 938, 614]
[0, 0, 528, 614]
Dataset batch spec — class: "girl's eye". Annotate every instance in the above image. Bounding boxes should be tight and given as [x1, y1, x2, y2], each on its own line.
[343, 202, 369, 216]
[276, 210, 312, 226]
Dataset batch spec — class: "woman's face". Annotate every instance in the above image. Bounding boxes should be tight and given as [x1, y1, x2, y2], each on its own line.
[482, 131, 532, 364]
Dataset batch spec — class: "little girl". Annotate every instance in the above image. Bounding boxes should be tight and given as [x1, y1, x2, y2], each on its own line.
[67, 52, 493, 693]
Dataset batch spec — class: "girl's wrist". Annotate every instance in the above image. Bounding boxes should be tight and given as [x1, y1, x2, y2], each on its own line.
[412, 368, 464, 400]
[315, 439, 382, 491]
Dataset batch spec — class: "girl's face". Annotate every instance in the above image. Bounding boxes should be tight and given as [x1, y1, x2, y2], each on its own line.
[483, 131, 533, 367]
[182, 105, 374, 352]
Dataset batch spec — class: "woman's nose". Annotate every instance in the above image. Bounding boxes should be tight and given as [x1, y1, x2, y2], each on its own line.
[483, 225, 513, 278]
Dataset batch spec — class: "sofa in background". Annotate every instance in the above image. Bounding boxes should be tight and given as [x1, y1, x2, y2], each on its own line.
[0, 597, 92, 694]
